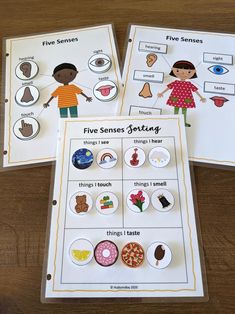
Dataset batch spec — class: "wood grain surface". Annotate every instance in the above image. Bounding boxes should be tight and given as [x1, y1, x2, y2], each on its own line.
[0, 0, 235, 313]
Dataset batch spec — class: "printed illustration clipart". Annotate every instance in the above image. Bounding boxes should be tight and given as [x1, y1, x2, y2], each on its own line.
[158, 60, 206, 127]
[43, 63, 92, 118]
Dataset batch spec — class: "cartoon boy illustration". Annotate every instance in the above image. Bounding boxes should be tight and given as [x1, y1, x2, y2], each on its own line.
[43, 63, 92, 118]
[157, 60, 206, 127]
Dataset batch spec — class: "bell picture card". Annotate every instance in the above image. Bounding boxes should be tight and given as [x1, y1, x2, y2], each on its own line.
[121, 25, 235, 167]
[43, 115, 205, 300]
[2, 24, 121, 169]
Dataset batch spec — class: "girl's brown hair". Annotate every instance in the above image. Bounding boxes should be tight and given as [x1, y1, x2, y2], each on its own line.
[169, 60, 197, 78]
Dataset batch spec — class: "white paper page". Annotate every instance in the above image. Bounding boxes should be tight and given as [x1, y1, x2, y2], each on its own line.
[121, 25, 235, 167]
[45, 115, 204, 299]
[3, 24, 121, 168]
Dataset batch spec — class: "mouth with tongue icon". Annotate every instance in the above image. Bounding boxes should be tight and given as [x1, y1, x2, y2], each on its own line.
[96, 85, 114, 96]
[210, 96, 229, 107]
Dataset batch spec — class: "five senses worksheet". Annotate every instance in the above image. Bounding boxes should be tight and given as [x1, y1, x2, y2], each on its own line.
[121, 25, 235, 167]
[3, 25, 121, 168]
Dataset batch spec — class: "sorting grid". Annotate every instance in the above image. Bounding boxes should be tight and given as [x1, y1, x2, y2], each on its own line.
[57, 135, 188, 284]
[65, 136, 182, 229]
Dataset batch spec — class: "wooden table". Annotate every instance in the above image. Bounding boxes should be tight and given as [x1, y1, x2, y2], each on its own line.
[0, 0, 235, 312]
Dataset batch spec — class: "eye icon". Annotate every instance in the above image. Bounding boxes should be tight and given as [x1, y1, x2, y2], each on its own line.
[91, 58, 109, 67]
[88, 53, 112, 73]
[208, 65, 229, 75]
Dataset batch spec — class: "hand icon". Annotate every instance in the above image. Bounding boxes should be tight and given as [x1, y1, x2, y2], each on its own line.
[157, 92, 164, 98]
[200, 97, 206, 103]
[43, 103, 50, 108]
[19, 120, 33, 137]
[86, 97, 92, 102]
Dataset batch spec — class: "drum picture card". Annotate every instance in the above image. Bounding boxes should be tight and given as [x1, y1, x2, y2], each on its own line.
[2, 24, 121, 168]
[121, 25, 235, 168]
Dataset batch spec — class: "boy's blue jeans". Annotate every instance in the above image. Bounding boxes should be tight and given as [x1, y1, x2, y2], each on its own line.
[59, 106, 78, 118]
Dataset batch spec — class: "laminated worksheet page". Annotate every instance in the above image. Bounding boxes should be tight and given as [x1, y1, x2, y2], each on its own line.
[3, 24, 121, 168]
[44, 115, 204, 299]
[121, 25, 235, 167]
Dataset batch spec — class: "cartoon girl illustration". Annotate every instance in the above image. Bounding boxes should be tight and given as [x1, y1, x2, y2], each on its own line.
[158, 60, 206, 127]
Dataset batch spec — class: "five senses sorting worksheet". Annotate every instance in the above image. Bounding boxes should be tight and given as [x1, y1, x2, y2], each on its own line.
[44, 115, 204, 299]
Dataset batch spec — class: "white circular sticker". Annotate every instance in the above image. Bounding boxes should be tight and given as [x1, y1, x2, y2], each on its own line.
[148, 147, 170, 168]
[96, 148, 118, 169]
[127, 189, 149, 213]
[124, 146, 145, 168]
[15, 60, 39, 80]
[96, 192, 118, 215]
[93, 80, 118, 102]
[69, 238, 94, 266]
[151, 189, 175, 212]
[88, 53, 112, 73]
[69, 191, 93, 215]
[13, 117, 40, 141]
[147, 242, 172, 269]
[15, 85, 39, 107]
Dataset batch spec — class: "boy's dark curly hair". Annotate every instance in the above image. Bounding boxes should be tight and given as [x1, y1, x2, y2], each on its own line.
[53, 63, 77, 75]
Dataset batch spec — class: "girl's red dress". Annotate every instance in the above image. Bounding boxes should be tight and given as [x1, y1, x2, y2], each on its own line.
[166, 80, 198, 108]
